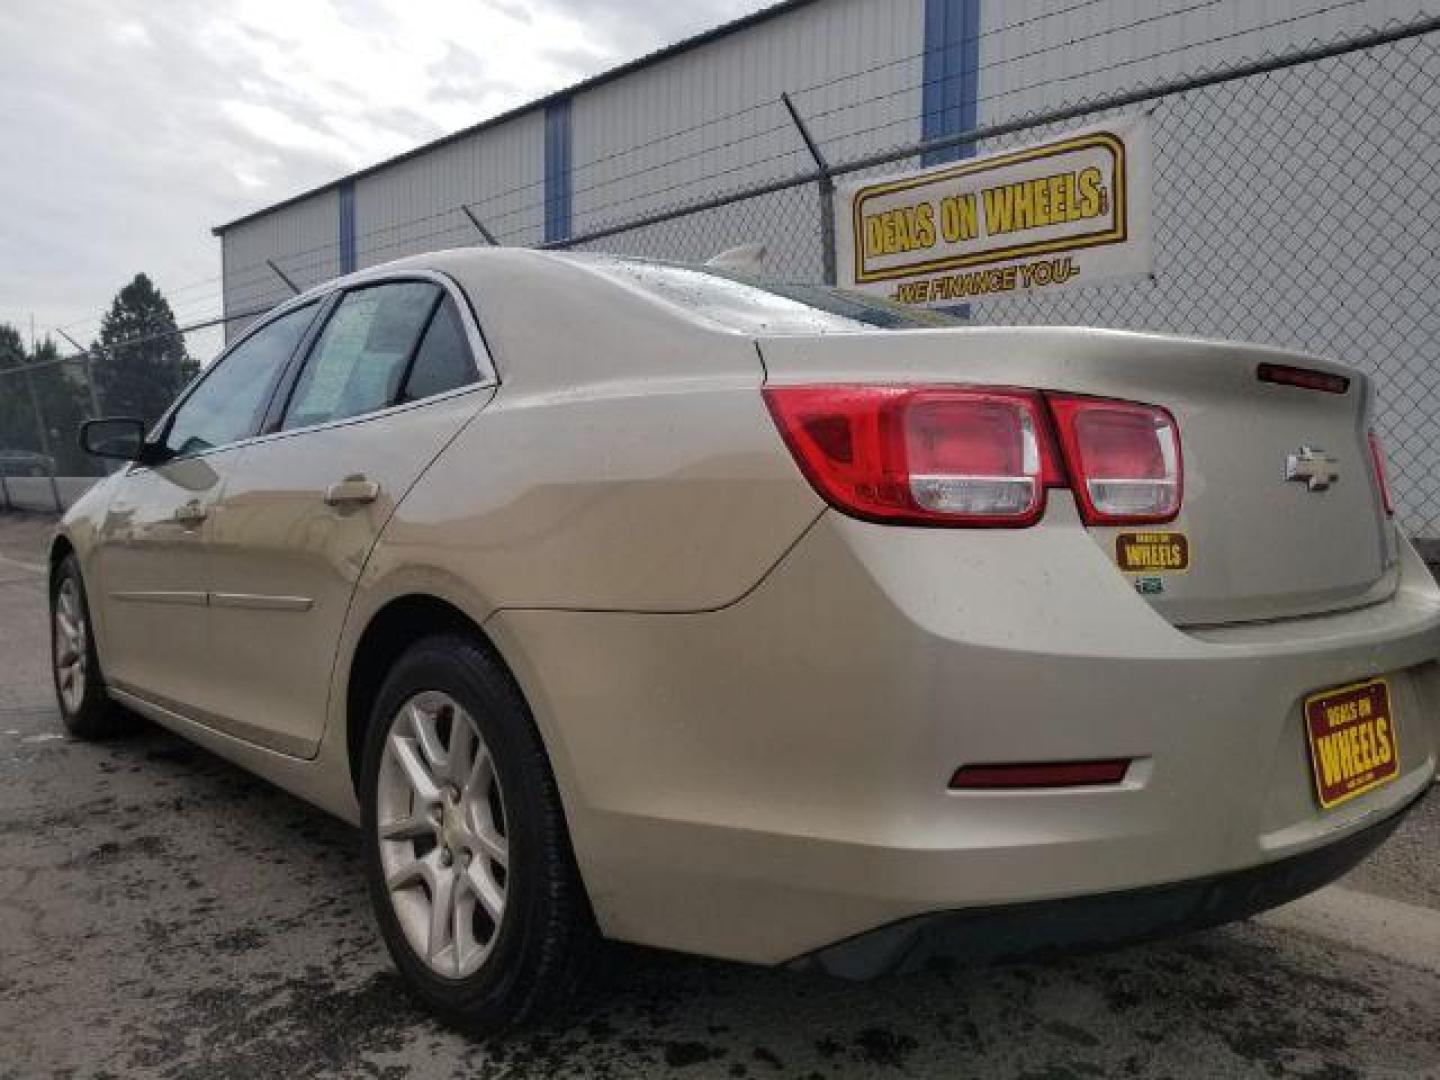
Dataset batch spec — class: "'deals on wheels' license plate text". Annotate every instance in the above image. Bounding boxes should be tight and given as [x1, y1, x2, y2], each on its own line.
[1304, 677, 1400, 810]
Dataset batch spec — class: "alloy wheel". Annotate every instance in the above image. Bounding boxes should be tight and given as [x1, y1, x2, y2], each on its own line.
[376, 690, 509, 978]
[53, 577, 88, 714]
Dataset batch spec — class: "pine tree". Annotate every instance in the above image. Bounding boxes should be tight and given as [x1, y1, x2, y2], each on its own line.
[92, 274, 196, 425]
[29, 338, 93, 474]
[0, 323, 32, 455]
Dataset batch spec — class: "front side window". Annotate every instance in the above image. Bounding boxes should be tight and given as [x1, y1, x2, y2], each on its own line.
[281, 282, 440, 430]
[162, 303, 317, 458]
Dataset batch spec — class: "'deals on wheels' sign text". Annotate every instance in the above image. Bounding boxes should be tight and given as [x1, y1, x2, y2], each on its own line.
[836, 115, 1152, 308]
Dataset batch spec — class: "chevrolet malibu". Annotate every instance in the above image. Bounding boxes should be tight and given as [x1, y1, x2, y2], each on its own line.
[52, 248, 1438, 1029]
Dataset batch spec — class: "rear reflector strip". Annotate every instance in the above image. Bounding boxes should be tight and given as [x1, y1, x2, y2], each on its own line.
[1257, 362, 1350, 394]
[949, 759, 1131, 790]
[1369, 428, 1395, 516]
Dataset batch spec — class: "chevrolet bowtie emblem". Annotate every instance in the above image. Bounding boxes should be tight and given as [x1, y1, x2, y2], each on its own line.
[1285, 446, 1340, 491]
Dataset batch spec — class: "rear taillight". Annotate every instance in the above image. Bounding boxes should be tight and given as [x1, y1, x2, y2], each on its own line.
[1047, 395, 1182, 525]
[765, 383, 1183, 529]
[1368, 429, 1395, 516]
[762, 385, 1062, 527]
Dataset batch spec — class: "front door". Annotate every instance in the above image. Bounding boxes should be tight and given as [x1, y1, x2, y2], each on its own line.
[92, 453, 229, 710]
[205, 280, 492, 756]
[90, 301, 321, 718]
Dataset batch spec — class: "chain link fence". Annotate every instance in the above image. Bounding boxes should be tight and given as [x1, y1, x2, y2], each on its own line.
[7, 17, 1439, 538]
[0, 326, 221, 511]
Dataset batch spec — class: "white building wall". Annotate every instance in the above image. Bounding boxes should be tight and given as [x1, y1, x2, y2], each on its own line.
[353, 111, 545, 267]
[220, 190, 338, 339]
[569, 0, 925, 274]
[975, 0, 1432, 123]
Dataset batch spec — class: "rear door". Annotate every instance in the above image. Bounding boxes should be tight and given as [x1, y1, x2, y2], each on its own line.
[93, 301, 319, 712]
[204, 275, 495, 756]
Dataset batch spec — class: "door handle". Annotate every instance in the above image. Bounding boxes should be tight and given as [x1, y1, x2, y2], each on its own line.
[172, 501, 208, 525]
[325, 475, 380, 507]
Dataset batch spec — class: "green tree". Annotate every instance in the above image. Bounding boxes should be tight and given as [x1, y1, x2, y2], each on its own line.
[0, 326, 96, 474]
[0, 323, 36, 456]
[29, 338, 94, 475]
[92, 273, 197, 426]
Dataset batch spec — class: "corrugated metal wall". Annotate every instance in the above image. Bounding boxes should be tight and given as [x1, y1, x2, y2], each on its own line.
[220, 190, 338, 339]
[569, 0, 924, 249]
[218, 0, 1433, 320]
[975, 0, 1432, 121]
[354, 111, 545, 268]
[218, 0, 932, 320]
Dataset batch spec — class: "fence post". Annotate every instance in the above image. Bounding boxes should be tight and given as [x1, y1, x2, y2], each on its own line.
[781, 92, 837, 286]
[56, 330, 105, 421]
[266, 259, 301, 295]
[460, 205, 500, 246]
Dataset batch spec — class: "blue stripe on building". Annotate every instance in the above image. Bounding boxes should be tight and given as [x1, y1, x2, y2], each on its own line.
[921, 0, 980, 166]
[544, 98, 573, 244]
[338, 180, 356, 273]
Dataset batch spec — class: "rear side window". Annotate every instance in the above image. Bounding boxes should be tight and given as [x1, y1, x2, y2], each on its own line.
[282, 282, 440, 430]
[163, 302, 317, 457]
[400, 297, 477, 403]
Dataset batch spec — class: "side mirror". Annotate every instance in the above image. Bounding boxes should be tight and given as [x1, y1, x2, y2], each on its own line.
[80, 418, 149, 462]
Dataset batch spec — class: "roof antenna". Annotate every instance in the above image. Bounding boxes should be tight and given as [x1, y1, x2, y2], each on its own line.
[705, 243, 766, 274]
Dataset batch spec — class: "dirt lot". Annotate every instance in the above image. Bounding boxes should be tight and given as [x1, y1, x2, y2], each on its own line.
[1, 511, 1437, 1079]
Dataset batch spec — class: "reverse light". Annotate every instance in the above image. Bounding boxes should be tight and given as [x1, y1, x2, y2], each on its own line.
[762, 385, 1062, 527]
[1047, 395, 1182, 525]
[1369, 428, 1395, 516]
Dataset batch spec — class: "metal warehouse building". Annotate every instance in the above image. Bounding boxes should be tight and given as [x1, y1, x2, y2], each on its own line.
[210, 0, 1440, 534]
[215, 0, 1429, 319]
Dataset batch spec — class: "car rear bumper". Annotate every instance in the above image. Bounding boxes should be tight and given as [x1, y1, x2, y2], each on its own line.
[792, 785, 1428, 978]
[490, 499, 1440, 965]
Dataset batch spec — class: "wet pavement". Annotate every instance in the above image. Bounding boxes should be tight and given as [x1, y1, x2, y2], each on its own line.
[1, 511, 1437, 1079]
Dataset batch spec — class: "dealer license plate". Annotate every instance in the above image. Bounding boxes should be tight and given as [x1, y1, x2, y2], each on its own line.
[1303, 677, 1400, 810]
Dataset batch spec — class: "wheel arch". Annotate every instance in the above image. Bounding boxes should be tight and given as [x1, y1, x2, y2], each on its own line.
[346, 594, 481, 793]
[343, 593, 565, 808]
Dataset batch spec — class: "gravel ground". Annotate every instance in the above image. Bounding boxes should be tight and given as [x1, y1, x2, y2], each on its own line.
[1, 510, 1437, 1079]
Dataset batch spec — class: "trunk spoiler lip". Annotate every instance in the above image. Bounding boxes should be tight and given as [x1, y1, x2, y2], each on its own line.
[751, 324, 1362, 380]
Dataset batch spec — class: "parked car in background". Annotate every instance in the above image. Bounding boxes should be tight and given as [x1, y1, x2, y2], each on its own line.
[50, 248, 1438, 1030]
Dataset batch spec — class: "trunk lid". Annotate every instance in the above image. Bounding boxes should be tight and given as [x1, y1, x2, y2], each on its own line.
[757, 326, 1397, 626]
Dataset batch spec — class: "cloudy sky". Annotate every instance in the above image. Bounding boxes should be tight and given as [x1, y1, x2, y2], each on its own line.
[0, 0, 771, 356]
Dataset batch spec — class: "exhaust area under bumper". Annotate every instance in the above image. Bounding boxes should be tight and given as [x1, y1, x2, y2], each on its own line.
[791, 787, 1428, 980]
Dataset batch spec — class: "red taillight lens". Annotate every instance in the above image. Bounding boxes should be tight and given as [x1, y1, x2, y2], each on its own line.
[1047, 396, 1182, 525]
[763, 385, 1062, 526]
[1368, 428, 1395, 516]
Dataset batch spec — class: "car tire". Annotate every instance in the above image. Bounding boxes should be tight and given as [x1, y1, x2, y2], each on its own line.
[360, 632, 596, 1032]
[49, 553, 132, 740]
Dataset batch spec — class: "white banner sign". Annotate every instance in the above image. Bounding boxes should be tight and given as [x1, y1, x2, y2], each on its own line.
[836, 115, 1152, 308]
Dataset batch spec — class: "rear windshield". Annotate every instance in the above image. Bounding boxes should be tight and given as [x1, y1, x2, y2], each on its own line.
[581, 256, 962, 335]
